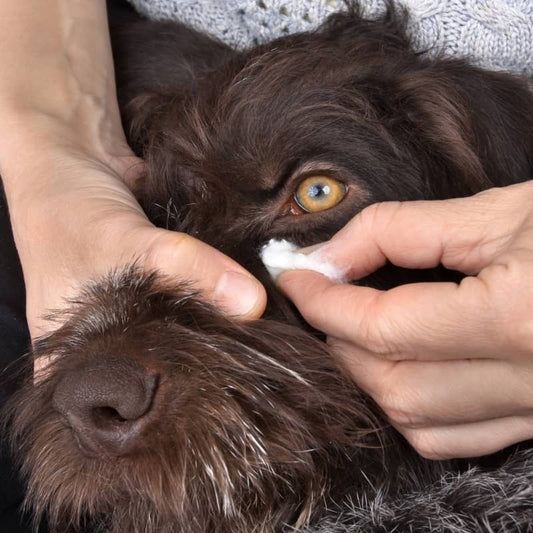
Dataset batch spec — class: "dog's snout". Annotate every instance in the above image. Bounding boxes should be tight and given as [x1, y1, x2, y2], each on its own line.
[52, 358, 159, 456]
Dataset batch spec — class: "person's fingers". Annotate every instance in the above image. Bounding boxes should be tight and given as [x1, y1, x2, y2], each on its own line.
[328, 338, 533, 427]
[278, 269, 511, 360]
[398, 416, 533, 460]
[137, 227, 267, 319]
[32, 226, 267, 379]
[304, 184, 532, 281]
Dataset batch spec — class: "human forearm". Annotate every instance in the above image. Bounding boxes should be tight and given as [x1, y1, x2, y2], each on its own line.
[0, 0, 129, 191]
[0, 0, 142, 279]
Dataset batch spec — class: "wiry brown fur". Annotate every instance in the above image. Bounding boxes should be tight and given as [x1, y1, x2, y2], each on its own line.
[4, 1, 533, 532]
[9, 270, 386, 533]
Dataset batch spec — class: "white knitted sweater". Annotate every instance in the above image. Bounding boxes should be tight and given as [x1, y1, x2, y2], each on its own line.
[128, 0, 533, 76]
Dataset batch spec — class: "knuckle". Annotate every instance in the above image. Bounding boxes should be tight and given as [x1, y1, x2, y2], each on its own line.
[503, 314, 533, 355]
[402, 429, 450, 460]
[360, 201, 402, 233]
[482, 260, 533, 352]
[359, 314, 401, 360]
[301, 297, 330, 329]
[377, 388, 427, 429]
[145, 230, 193, 268]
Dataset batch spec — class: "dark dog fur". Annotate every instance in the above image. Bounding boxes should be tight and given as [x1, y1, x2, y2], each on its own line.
[5, 2, 533, 532]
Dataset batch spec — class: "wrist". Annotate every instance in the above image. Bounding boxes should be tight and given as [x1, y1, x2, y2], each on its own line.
[0, 111, 140, 205]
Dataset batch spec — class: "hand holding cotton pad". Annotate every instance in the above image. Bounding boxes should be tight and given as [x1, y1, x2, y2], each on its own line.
[260, 239, 348, 282]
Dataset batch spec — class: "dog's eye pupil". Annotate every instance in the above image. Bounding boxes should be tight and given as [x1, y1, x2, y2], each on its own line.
[309, 184, 329, 198]
[294, 176, 347, 213]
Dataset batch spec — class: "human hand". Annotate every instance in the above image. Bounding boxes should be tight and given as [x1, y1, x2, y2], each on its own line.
[1, 118, 266, 376]
[278, 181, 533, 459]
[0, 0, 265, 378]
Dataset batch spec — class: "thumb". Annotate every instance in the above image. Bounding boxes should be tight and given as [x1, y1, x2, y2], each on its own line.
[141, 228, 266, 319]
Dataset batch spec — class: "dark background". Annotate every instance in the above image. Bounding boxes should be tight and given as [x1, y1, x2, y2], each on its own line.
[0, 185, 37, 532]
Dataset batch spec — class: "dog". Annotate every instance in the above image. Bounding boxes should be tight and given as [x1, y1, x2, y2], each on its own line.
[5, 1, 533, 532]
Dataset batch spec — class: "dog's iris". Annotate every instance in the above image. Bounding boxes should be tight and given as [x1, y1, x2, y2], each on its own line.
[294, 176, 347, 213]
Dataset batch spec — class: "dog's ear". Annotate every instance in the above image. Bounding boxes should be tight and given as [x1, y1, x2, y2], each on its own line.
[110, 20, 237, 102]
[393, 63, 533, 195]
[109, 8, 239, 152]
[318, 5, 533, 195]
[307, 4, 533, 195]
[119, 92, 171, 156]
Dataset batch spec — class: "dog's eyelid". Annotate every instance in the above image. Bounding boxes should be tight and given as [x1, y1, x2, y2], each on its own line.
[288, 160, 345, 182]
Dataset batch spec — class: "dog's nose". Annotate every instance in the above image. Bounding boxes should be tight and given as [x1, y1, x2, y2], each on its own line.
[52, 358, 159, 456]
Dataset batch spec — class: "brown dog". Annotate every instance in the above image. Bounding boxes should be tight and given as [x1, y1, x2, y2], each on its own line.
[6, 2, 533, 532]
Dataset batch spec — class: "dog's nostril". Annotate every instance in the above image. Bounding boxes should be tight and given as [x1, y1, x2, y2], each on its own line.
[52, 358, 159, 456]
[92, 406, 129, 427]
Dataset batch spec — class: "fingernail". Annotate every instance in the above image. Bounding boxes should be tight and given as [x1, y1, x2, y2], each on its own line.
[214, 271, 262, 317]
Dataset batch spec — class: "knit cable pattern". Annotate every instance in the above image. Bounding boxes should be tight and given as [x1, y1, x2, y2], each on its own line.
[127, 0, 532, 76]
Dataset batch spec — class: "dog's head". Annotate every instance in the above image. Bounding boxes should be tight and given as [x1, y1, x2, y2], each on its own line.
[7, 4, 533, 533]
[120, 4, 532, 265]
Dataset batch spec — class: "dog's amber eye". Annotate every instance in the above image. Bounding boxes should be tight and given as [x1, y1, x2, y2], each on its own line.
[294, 176, 347, 213]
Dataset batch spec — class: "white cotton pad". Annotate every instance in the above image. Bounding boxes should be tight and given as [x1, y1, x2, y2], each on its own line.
[260, 239, 347, 282]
